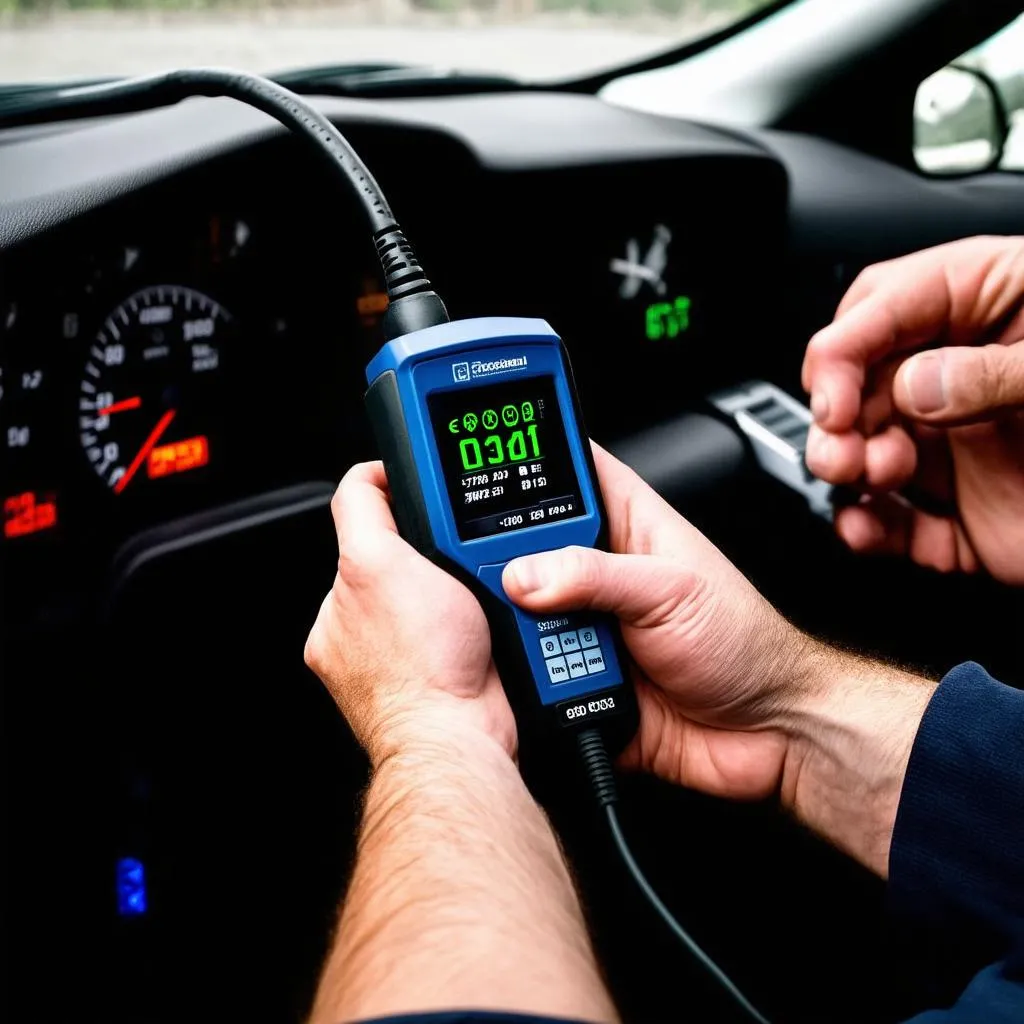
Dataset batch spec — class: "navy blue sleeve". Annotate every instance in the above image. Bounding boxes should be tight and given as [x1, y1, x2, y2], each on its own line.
[890, 662, 1024, 957]
[905, 961, 1024, 1023]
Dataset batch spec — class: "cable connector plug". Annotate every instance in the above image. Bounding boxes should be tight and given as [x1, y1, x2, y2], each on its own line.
[374, 226, 449, 340]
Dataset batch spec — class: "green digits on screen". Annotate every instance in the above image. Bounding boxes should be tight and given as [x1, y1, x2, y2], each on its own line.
[458, 423, 541, 471]
[429, 375, 584, 541]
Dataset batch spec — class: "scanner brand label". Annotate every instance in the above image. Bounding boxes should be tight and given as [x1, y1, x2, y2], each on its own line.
[452, 355, 529, 381]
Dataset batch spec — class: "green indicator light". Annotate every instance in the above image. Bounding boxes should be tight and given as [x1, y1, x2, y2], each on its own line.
[521, 401, 535, 423]
[482, 409, 499, 430]
[645, 295, 691, 341]
[501, 404, 519, 427]
[463, 412, 478, 432]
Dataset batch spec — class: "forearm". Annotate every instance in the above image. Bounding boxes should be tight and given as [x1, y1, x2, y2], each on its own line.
[777, 641, 937, 878]
[310, 720, 616, 1024]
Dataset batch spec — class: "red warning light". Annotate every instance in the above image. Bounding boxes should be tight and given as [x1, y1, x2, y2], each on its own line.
[147, 435, 210, 479]
[4, 491, 58, 539]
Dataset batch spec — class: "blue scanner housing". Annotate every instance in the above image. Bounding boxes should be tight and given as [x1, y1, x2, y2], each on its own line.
[365, 317, 629, 721]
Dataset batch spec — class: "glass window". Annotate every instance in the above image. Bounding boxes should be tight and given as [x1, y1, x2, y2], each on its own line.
[0, 0, 781, 84]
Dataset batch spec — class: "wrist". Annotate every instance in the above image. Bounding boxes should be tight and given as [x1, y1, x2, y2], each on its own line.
[324, 699, 614, 1024]
[775, 641, 936, 876]
[367, 699, 517, 774]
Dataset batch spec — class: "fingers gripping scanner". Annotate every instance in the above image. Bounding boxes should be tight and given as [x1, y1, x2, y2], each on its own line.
[364, 318, 638, 751]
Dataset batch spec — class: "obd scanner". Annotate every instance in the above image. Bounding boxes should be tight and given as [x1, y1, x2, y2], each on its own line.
[365, 317, 638, 752]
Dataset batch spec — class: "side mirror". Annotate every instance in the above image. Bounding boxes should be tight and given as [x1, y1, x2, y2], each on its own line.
[913, 65, 1009, 176]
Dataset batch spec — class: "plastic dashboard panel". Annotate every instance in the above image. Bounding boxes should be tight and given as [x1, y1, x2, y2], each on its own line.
[753, 128, 1024, 256]
[0, 91, 771, 250]
[2, 88, 1021, 254]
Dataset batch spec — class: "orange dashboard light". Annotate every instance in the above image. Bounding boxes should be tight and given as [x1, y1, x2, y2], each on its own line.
[4, 491, 58, 539]
[147, 435, 210, 480]
[357, 290, 389, 317]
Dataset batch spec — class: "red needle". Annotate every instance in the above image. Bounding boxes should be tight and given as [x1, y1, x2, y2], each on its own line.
[114, 409, 176, 495]
[98, 395, 142, 416]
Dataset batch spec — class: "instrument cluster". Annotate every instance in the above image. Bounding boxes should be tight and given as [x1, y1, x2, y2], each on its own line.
[0, 165, 385, 588]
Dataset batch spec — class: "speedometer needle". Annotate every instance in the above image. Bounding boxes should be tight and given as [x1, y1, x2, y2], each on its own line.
[114, 409, 176, 495]
[98, 395, 142, 416]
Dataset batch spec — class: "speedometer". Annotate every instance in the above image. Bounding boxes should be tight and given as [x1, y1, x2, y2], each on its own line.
[78, 285, 230, 494]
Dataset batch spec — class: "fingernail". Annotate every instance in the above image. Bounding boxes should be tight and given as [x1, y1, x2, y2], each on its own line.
[905, 353, 946, 414]
[806, 426, 829, 466]
[811, 390, 829, 424]
[505, 557, 542, 595]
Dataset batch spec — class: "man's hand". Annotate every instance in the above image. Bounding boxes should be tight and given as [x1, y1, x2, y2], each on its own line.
[305, 460, 516, 765]
[504, 447, 936, 876]
[305, 462, 616, 1023]
[801, 236, 1024, 584]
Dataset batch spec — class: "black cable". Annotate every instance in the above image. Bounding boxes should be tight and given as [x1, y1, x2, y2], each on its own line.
[578, 728, 771, 1024]
[32, 69, 448, 337]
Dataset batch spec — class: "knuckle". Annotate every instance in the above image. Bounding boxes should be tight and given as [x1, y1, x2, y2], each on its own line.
[303, 630, 323, 673]
[339, 532, 393, 582]
[996, 344, 1024, 405]
[564, 545, 601, 591]
[806, 329, 831, 361]
[337, 542, 372, 581]
[343, 459, 375, 481]
[852, 263, 882, 293]
[969, 346, 1003, 407]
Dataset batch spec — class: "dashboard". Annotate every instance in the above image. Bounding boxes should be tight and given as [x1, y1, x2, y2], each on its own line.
[0, 97, 788, 625]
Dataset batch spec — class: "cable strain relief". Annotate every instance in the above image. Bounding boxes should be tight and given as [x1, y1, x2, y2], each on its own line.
[578, 728, 618, 808]
[374, 225, 433, 300]
[374, 225, 449, 340]
[382, 292, 450, 341]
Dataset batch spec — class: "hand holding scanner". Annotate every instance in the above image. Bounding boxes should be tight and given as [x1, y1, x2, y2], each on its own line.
[365, 317, 638, 749]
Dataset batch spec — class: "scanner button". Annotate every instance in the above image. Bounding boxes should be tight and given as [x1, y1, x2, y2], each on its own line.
[584, 647, 606, 675]
[545, 656, 570, 684]
[566, 652, 588, 679]
[540, 635, 562, 658]
[558, 630, 581, 653]
[578, 626, 600, 649]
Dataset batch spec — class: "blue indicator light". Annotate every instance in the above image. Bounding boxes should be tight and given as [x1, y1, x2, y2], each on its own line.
[116, 857, 147, 916]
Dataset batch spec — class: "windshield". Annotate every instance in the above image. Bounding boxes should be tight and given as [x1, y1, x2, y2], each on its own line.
[0, 0, 779, 85]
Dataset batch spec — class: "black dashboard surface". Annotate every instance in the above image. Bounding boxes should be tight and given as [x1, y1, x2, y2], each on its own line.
[0, 92, 764, 246]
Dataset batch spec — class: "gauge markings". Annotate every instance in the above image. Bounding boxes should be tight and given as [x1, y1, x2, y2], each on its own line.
[97, 395, 141, 416]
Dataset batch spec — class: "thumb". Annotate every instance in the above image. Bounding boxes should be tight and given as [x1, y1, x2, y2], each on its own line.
[502, 546, 696, 625]
[895, 344, 1024, 425]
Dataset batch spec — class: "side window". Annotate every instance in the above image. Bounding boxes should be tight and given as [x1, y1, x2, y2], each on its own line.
[914, 13, 1024, 176]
